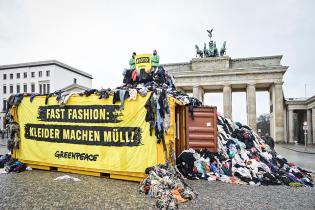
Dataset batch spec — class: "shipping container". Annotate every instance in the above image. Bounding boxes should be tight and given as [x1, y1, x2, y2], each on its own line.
[10, 93, 217, 181]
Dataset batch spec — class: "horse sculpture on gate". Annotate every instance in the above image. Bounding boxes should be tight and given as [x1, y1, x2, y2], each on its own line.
[195, 45, 203, 58]
[203, 43, 210, 57]
[220, 41, 226, 56]
[213, 41, 218, 57]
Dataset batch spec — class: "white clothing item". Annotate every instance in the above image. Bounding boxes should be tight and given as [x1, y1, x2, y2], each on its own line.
[0, 168, 8, 174]
[246, 159, 259, 175]
[235, 167, 252, 179]
[54, 175, 80, 181]
[128, 89, 137, 101]
[240, 150, 249, 161]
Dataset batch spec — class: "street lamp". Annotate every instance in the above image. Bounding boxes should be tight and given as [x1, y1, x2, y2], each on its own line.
[303, 121, 308, 151]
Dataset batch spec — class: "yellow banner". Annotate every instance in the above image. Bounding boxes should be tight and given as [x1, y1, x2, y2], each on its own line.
[135, 54, 152, 72]
[15, 94, 158, 173]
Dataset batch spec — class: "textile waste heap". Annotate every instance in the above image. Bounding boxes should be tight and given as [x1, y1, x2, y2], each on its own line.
[0, 154, 31, 174]
[139, 114, 314, 210]
[176, 115, 314, 187]
[139, 164, 197, 209]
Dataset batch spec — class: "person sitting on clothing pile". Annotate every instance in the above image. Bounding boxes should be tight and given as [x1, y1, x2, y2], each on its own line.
[152, 49, 160, 73]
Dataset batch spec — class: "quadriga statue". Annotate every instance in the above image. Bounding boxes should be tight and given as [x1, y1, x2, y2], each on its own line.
[195, 44, 203, 58]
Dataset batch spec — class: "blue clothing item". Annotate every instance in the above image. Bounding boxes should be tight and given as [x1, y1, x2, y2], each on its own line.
[287, 173, 304, 185]
[229, 151, 236, 158]
[232, 138, 246, 149]
[195, 161, 204, 174]
[210, 163, 219, 173]
[14, 161, 24, 166]
[267, 163, 279, 173]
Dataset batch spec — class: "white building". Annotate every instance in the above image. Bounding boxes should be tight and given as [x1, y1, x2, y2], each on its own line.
[0, 60, 93, 129]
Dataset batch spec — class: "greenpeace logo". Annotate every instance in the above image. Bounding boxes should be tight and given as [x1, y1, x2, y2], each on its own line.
[55, 150, 99, 161]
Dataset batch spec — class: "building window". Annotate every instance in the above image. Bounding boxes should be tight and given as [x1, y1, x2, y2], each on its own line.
[39, 82, 50, 94]
[16, 84, 20, 93]
[31, 83, 35, 93]
[73, 78, 77, 84]
[31, 72, 35, 78]
[39, 71, 42, 77]
[24, 72, 27, 78]
[10, 73, 13, 79]
[3, 100, 7, 112]
[3, 85, 6, 94]
[46, 70, 50, 77]
[10, 85, 13, 94]
[23, 84, 27, 92]
[16, 73, 20, 79]
[3, 74, 7, 80]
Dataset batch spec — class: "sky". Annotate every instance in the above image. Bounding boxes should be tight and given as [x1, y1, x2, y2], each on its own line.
[1, 0, 315, 124]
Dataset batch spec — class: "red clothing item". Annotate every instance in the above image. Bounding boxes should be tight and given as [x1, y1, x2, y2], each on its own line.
[288, 162, 296, 167]
[132, 70, 137, 81]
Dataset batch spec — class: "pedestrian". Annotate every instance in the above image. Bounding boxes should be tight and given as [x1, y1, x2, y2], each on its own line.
[151, 49, 160, 73]
[263, 132, 275, 150]
[129, 52, 136, 70]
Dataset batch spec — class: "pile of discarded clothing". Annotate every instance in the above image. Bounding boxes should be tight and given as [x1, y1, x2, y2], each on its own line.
[176, 115, 314, 187]
[140, 164, 197, 210]
[0, 154, 29, 174]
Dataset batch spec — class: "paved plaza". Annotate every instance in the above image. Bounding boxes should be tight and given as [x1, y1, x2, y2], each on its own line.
[0, 141, 314, 209]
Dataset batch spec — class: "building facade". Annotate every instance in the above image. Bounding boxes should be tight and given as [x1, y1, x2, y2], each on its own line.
[0, 60, 93, 129]
[285, 96, 315, 145]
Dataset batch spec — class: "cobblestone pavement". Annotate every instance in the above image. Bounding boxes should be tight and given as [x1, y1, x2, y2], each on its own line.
[0, 169, 314, 210]
[277, 143, 315, 154]
[1, 142, 315, 209]
[275, 144, 315, 171]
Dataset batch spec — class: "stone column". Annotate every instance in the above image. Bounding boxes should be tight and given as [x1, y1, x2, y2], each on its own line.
[312, 108, 315, 144]
[307, 109, 312, 144]
[193, 86, 204, 103]
[246, 84, 257, 132]
[272, 82, 285, 143]
[269, 86, 274, 139]
[288, 109, 294, 143]
[223, 85, 232, 119]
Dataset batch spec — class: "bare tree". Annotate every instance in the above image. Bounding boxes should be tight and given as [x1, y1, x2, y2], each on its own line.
[257, 113, 270, 136]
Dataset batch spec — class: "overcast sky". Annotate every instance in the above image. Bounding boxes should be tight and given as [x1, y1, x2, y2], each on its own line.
[1, 0, 314, 123]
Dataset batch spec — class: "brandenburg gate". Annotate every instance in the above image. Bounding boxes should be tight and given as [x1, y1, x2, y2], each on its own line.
[164, 55, 288, 143]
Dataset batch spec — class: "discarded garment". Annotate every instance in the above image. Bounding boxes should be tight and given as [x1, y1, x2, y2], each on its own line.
[54, 175, 81, 181]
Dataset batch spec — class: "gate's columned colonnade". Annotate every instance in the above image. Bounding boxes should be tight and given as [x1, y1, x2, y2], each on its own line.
[164, 55, 288, 143]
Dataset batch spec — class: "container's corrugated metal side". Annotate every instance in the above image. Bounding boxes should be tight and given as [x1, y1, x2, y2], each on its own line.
[185, 107, 218, 152]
